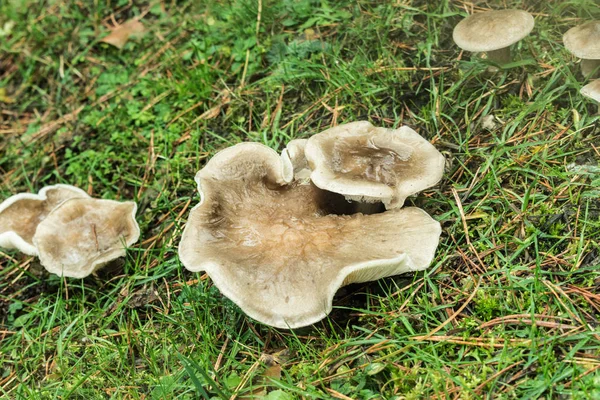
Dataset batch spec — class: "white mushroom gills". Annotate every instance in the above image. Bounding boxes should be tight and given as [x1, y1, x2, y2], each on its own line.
[580, 80, 600, 114]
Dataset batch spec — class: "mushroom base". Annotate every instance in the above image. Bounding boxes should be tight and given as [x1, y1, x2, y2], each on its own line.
[486, 47, 511, 65]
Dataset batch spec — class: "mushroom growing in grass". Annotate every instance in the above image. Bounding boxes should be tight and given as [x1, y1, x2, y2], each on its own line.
[563, 21, 600, 78]
[304, 121, 445, 210]
[0, 184, 89, 255]
[581, 80, 600, 114]
[33, 198, 140, 278]
[453, 9, 535, 65]
[178, 142, 442, 329]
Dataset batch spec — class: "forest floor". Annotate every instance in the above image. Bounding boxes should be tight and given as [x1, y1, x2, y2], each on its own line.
[1, 0, 599, 398]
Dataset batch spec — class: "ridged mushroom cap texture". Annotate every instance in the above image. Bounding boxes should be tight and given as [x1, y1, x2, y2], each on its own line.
[0, 184, 89, 255]
[33, 198, 140, 278]
[581, 80, 600, 103]
[304, 121, 445, 209]
[178, 142, 442, 329]
[452, 9, 535, 52]
[563, 21, 600, 60]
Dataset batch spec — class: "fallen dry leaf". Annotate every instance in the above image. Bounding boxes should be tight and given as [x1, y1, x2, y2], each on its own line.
[100, 19, 145, 49]
[194, 89, 232, 121]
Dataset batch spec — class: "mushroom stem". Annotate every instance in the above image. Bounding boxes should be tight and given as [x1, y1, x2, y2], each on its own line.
[353, 202, 385, 215]
[486, 47, 511, 64]
[581, 59, 600, 78]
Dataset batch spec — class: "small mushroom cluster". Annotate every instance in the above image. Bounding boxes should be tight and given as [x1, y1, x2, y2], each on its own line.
[0, 185, 140, 278]
[179, 121, 445, 329]
[564, 21, 600, 113]
[452, 10, 600, 113]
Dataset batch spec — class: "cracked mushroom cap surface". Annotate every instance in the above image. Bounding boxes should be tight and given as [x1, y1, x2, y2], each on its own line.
[178, 142, 442, 329]
[33, 198, 140, 278]
[563, 21, 600, 60]
[453, 9, 534, 52]
[0, 184, 89, 255]
[304, 121, 445, 209]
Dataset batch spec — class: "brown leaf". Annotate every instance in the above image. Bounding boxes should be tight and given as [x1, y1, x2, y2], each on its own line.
[100, 19, 145, 49]
[263, 364, 281, 380]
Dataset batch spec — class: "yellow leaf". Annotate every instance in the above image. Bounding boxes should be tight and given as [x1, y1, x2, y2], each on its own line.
[0, 88, 15, 103]
[100, 19, 145, 49]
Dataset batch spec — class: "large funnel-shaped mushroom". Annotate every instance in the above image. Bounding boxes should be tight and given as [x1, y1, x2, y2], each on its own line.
[179, 143, 441, 329]
[33, 198, 140, 278]
[0, 184, 89, 255]
[304, 121, 445, 209]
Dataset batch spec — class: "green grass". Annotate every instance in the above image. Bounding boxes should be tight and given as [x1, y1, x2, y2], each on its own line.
[1, 0, 600, 398]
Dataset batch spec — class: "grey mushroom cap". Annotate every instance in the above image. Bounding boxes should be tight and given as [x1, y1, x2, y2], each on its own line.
[0, 184, 89, 255]
[563, 21, 600, 60]
[33, 198, 140, 278]
[581, 80, 600, 102]
[304, 121, 445, 209]
[281, 139, 311, 181]
[453, 9, 535, 52]
[178, 142, 442, 329]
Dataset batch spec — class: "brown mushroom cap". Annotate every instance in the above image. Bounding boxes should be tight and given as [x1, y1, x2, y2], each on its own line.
[563, 21, 600, 60]
[33, 198, 140, 278]
[453, 9, 534, 52]
[0, 184, 89, 255]
[178, 142, 441, 329]
[304, 121, 445, 209]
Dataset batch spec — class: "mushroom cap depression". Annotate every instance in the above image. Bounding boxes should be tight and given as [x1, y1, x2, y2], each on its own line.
[0, 184, 89, 255]
[304, 121, 445, 209]
[581, 80, 600, 103]
[33, 198, 140, 278]
[453, 9, 534, 52]
[178, 142, 442, 329]
[563, 21, 600, 60]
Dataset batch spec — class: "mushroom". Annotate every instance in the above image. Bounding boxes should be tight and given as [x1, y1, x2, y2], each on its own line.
[0, 184, 89, 255]
[563, 21, 600, 78]
[281, 139, 310, 181]
[178, 142, 441, 329]
[303, 121, 445, 209]
[580, 80, 600, 114]
[33, 198, 140, 278]
[453, 9, 535, 65]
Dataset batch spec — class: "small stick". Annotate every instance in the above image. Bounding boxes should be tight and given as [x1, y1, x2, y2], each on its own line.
[92, 224, 99, 251]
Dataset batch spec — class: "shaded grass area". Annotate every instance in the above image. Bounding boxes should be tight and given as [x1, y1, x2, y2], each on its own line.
[1, 0, 599, 398]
